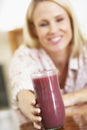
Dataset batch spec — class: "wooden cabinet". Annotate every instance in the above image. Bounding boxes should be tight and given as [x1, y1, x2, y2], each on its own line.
[8, 28, 23, 53]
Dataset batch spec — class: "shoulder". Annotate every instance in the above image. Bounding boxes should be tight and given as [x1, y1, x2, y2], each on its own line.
[14, 44, 47, 55]
[13, 45, 37, 56]
[12, 45, 42, 60]
[14, 45, 51, 60]
[10, 45, 56, 70]
[10, 45, 48, 65]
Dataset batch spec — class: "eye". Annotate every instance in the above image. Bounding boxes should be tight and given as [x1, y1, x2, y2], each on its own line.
[56, 17, 64, 22]
[39, 22, 48, 27]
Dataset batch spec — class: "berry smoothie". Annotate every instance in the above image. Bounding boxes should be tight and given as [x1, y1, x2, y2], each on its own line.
[32, 70, 65, 129]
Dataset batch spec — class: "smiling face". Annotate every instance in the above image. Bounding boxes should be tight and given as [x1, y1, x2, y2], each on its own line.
[32, 1, 72, 54]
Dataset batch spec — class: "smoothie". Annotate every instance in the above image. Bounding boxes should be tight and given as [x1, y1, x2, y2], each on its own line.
[32, 70, 65, 129]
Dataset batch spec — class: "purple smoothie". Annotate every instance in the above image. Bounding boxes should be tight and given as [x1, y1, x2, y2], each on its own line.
[32, 70, 65, 129]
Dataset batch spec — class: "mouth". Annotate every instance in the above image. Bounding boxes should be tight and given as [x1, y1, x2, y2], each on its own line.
[48, 36, 62, 45]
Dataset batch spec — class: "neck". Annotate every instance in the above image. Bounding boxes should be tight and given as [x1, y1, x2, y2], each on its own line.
[47, 47, 71, 70]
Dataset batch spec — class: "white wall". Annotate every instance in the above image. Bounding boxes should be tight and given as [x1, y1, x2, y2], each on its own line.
[71, 0, 87, 36]
[0, 0, 31, 31]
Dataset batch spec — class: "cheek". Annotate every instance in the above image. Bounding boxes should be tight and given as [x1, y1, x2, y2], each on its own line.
[63, 18, 72, 32]
[65, 23, 72, 39]
[67, 22, 72, 36]
[36, 26, 48, 37]
[68, 26, 72, 40]
[35, 28, 43, 38]
[37, 30, 47, 39]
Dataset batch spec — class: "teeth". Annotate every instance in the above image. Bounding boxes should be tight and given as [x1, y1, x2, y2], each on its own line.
[50, 37, 61, 42]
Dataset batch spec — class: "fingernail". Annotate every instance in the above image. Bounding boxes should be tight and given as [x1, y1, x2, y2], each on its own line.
[39, 117, 42, 121]
[38, 108, 40, 111]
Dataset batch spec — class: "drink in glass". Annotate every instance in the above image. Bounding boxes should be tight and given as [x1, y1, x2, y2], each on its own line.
[31, 69, 65, 130]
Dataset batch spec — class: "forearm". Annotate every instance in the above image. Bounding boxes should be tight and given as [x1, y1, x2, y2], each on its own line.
[62, 88, 87, 107]
[17, 89, 35, 104]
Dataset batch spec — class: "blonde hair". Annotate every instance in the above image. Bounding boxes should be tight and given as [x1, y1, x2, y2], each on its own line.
[23, 0, 87, 57]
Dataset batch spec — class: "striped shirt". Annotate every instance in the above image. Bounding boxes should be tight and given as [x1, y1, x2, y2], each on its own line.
[9, 44, 87, 125]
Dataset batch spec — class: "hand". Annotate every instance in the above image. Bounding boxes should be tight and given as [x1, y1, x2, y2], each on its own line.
[62, 88, 87, 107]
[17, 90, 42, 129]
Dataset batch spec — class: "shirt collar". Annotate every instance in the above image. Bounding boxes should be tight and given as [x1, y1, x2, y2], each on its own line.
[69, 57, 78, 70]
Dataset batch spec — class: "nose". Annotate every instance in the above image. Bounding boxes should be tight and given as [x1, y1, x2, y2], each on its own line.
[49, 22, 58, 34]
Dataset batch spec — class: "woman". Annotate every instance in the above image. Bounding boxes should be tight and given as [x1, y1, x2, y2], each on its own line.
[9, 0, 87, 129]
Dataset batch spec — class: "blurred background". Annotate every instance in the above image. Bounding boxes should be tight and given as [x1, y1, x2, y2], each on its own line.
[0, 0, 87, 129]
[0, 0, 30, 75]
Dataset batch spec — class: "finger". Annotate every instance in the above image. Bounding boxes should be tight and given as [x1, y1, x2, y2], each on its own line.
[31, 99, 36, 105]
[31, 106, 41, 115]
[32, 114, 42, 122]
[33, 121, 42, 129]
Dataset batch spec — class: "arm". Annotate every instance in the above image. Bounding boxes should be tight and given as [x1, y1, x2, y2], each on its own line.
[9, 47, 43, 129]
[62, 88, 87, 107]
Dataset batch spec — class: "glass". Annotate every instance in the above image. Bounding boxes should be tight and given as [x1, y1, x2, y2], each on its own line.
[31, 69, 65, 130]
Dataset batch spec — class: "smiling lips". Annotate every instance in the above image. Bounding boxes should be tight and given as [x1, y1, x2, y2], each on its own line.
[48, 35, 63, 45]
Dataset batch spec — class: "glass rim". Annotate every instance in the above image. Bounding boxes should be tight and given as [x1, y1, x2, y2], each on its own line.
[31, 69, 58, 79]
